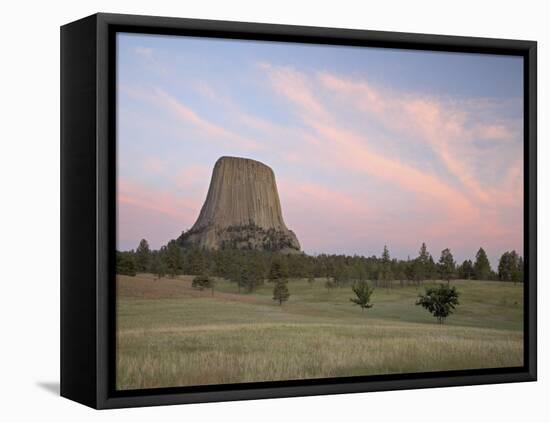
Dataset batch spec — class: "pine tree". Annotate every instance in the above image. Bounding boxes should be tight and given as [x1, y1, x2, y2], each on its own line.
[192, 274, 215, 296]
[150, 252, 166, 279]
[135, 239, 151, 272]
[438, 248, 456, 285]
[165, 240, 182, 277]
[458, 259, 474, 280]
[187, 248, 207, 275]
[515, 256, 524, 284]
[116, 251, 136, 276]
[269, 258, 290, 305]
[272, 280, 290, 305]
[239, 261, 264, 293]
[498, 250, 520, 283]
[378, 245, 393, 289]
[268, 258, 288, 281]
[427, 254, 437, 280]
[417, 242, 430, 283]
[473, 247, 491, 280]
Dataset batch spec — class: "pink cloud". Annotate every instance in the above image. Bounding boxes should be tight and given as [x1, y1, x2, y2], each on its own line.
[117, 179, 201, 248]
[310, 121, 479, 222]
[260, 65, 478, 221]
[318, 72, 519, 206]
[260, 63, 332, 122]
[474, 123, 515, 141]
[259, 64, 522, 256]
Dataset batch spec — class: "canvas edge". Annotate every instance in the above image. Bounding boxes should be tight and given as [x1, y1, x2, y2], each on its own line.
[60, 13, 99, 409]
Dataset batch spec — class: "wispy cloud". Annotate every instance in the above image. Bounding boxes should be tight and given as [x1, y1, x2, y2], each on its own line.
[318, 71, 521, 205]
[153, 88, 261, 150]
[256, 63, 522, 257]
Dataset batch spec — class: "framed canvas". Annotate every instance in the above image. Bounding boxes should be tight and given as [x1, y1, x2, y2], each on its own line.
[60, 13, 537, 409]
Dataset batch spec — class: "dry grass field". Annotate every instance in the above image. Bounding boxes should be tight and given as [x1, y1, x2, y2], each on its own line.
[116, 274, 523, 390]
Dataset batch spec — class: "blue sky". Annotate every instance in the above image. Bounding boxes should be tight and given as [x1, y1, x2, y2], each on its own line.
[117, 32, 523, 267]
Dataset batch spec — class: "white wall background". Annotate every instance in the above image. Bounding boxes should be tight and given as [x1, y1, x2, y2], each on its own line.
[1, 0, 546, 421]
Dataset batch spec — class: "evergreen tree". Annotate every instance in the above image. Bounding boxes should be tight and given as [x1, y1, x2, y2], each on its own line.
[272, 280, 290, 305]
[473, 247, 491, 280]
[116, 251, 136, 276]
[498, 250, 520, 283]
[438, 248, 456, 285]
[458, 259, 474, 280]
[192, 274, 215, 295]
[332, 262, 352, 287]
[165, 240, 182, 277]
[187, 248, 207, 275]
[150, 252, 166, 279]
[516, 256, 524, 284]
[135, 239, 151, 272]
[378, 245, 393, 289]
[416, 242, 430, 283]
[350, 280, 374, 311]
[405, 258, 419, 286]
[268, 258, 289, 281]
[396, 268, 406, 287]
[239, 261, 264, 293]
[269, 259, 290, 305]
[427, 254, 437, 280]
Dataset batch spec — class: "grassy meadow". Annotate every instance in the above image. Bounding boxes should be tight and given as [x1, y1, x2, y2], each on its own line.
[116, 274, 523, 390]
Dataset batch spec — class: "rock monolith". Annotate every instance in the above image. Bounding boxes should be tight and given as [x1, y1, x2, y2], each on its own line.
[178, 156, 301, 253]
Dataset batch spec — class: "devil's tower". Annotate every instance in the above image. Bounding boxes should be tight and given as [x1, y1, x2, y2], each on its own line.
[178, 156, 301, 253]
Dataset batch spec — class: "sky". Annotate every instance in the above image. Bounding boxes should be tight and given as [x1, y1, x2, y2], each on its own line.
[116, 32, 524, 267]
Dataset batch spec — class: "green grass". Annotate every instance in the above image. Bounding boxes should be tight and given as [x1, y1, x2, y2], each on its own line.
[116, 275, 524, 390]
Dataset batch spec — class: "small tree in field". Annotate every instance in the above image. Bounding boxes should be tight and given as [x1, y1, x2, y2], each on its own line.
[416, 284, 460, 324]
[192, 274, 215, 296]
[350, 280, 374, 311]
[273, 280, 290, 305]
[269, 259, 290, 305]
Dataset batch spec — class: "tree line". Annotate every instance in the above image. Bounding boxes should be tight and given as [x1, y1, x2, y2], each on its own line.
[117, 239, 524, 288]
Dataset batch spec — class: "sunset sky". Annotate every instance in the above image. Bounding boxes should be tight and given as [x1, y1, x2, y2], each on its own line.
[116, 33, 524, 267]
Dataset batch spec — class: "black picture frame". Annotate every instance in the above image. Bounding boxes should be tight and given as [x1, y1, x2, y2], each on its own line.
[60, 12, 537, 409]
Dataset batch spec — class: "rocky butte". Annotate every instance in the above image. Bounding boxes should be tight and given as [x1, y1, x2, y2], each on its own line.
[177, 156, 301, 254]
